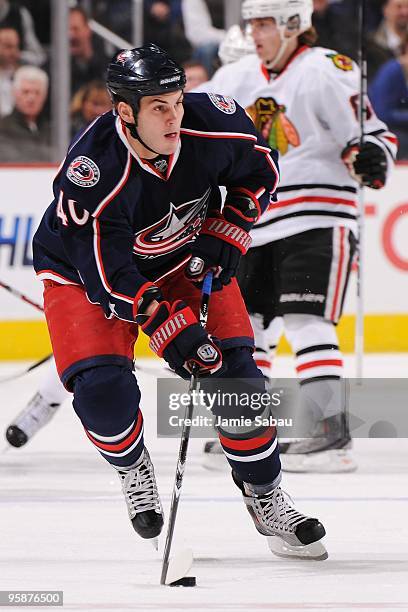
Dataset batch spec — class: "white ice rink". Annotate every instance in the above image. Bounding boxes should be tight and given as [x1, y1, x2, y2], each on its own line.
[1, 355, 407, 612]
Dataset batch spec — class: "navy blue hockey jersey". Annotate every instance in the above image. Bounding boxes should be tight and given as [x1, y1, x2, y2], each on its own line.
[33, 93, 279, 322]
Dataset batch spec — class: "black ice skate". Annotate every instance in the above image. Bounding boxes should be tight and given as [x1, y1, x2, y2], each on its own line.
[233, 473, 328, 560]
[280, 412, 357, 474]
[5, 392, 61, 447]
[117, 448, 163, 543]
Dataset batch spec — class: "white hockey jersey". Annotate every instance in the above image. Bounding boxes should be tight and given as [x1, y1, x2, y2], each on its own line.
[195, 46, 398, 245]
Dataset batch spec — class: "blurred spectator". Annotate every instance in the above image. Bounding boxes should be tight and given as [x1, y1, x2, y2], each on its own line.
[312, 0, 358, 60]
[0, 65, 51, 161]
[373, 0, 408, 55]
[144, 0, 192, 64]
[182, 59, 209, 91]
[370, 35, 408, 158]
[70, 79, 111, 137]
[0, 0, 45, 66]
[364, 0, 408, 81]
[0, 25, 20, 117]
[336, 0, 384, 32]
[182, 0, 225, 75]
[69, 7, 110, 96]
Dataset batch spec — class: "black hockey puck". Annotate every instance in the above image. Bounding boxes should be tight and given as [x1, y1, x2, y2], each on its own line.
[169, 576, 196, 587]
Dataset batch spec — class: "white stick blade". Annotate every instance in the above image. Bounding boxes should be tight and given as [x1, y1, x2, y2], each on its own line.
[164, 547, 194, 585]
[268, 536, 328, 560]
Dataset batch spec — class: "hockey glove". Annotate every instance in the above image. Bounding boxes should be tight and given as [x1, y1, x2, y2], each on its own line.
[342, 141, 387, 189]
[138, 299, 223, 377]
[185, 194, 258, 289]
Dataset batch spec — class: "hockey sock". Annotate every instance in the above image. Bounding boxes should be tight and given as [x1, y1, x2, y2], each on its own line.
[214, 347, 281, 485]
[250, 315, 284, 379]
[284, 314, 345, 424]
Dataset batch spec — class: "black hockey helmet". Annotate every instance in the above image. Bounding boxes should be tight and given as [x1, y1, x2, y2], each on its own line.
[106, 43, 186, 112]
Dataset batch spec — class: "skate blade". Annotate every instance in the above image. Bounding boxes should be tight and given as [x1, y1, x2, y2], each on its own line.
[267, 536, 328, 560]
[280, 450, 357, 474]
[202, 452, 227, 472]
[164, 547, 194, 585]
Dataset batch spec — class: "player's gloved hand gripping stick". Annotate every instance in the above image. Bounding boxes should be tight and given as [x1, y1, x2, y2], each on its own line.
[136, 285, 222, 378]
[185, 193, 259, 289]
[160, 269, 214, 587]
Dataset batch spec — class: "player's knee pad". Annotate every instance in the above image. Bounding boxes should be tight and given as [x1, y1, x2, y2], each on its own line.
[283, 313, 339, 353]
[72, 365, 141, 435]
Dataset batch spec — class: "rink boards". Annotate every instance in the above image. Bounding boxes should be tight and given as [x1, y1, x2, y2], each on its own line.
[0, 163, 407, 358]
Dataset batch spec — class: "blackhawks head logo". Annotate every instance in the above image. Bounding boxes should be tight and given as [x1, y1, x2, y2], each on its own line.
[246, 97, 300, 155]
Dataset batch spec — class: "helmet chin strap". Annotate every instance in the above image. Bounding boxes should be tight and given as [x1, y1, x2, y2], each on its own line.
[263, 36, 291, 71]
[124, 120, 161, 156]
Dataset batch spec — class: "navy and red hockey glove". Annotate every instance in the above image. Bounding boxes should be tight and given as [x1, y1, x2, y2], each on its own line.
[185, 193, 259, 289]
[342, 141, 387, 190]
[136, 296, 222, 377]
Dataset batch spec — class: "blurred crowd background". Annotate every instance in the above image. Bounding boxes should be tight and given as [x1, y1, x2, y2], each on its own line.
[0, 0, 407, 163]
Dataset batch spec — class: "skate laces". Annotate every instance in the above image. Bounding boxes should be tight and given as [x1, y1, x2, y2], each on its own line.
[119, 452, 162, 515]
[257, 487, 307, 533]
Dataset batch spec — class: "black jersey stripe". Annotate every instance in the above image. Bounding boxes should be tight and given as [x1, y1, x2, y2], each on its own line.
[254, 210, 357, 229]
[296, 344, 339, 357]
[277, 184, 357, 194]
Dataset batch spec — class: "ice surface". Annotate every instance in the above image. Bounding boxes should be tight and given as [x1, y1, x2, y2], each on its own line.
[0, 355, 407, 612]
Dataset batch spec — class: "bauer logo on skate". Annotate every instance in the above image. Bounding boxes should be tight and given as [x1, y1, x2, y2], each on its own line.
[66, 156, 100, 188]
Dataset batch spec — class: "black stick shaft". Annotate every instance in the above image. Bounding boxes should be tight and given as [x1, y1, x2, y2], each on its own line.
[160, 271, 213, 585]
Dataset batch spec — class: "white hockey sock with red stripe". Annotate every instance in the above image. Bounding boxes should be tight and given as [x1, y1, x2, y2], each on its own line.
[250, 314, 284, 379]
[284, 314, 344, 420]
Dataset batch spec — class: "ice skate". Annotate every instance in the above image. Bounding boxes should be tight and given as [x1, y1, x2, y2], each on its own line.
[5, 392, 61, 448]
[280, 413, 357, 473]
[117, 448, 164, 542]
[233, 473, 327, 560]
[202, 439, 227, 471]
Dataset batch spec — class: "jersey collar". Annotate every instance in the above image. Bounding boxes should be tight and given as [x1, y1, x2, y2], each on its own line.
[115, 116, 181, 181]
[260, 45, 309, 82]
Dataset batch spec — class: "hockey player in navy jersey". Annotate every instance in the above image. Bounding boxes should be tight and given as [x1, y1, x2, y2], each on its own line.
[32, 44, 327, 559]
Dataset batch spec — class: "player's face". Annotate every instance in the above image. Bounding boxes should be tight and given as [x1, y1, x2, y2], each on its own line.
[247, 18, 281, 63]
[137, 90, 184, 155]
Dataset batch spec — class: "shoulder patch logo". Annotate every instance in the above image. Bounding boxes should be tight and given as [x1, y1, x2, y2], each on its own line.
[326, 53, 353, 72]
[208, 93, 236, 114]
[66, 156, 100, 188]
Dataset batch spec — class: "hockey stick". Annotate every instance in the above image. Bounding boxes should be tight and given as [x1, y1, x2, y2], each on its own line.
[0, 279, 54, 383]
[160, 269, 213, 586]
[355, 0, 367, 380]
[0, 279, 44, 313]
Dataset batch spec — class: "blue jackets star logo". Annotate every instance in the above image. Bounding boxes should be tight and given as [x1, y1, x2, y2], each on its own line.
[133, 188, 211, 258]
